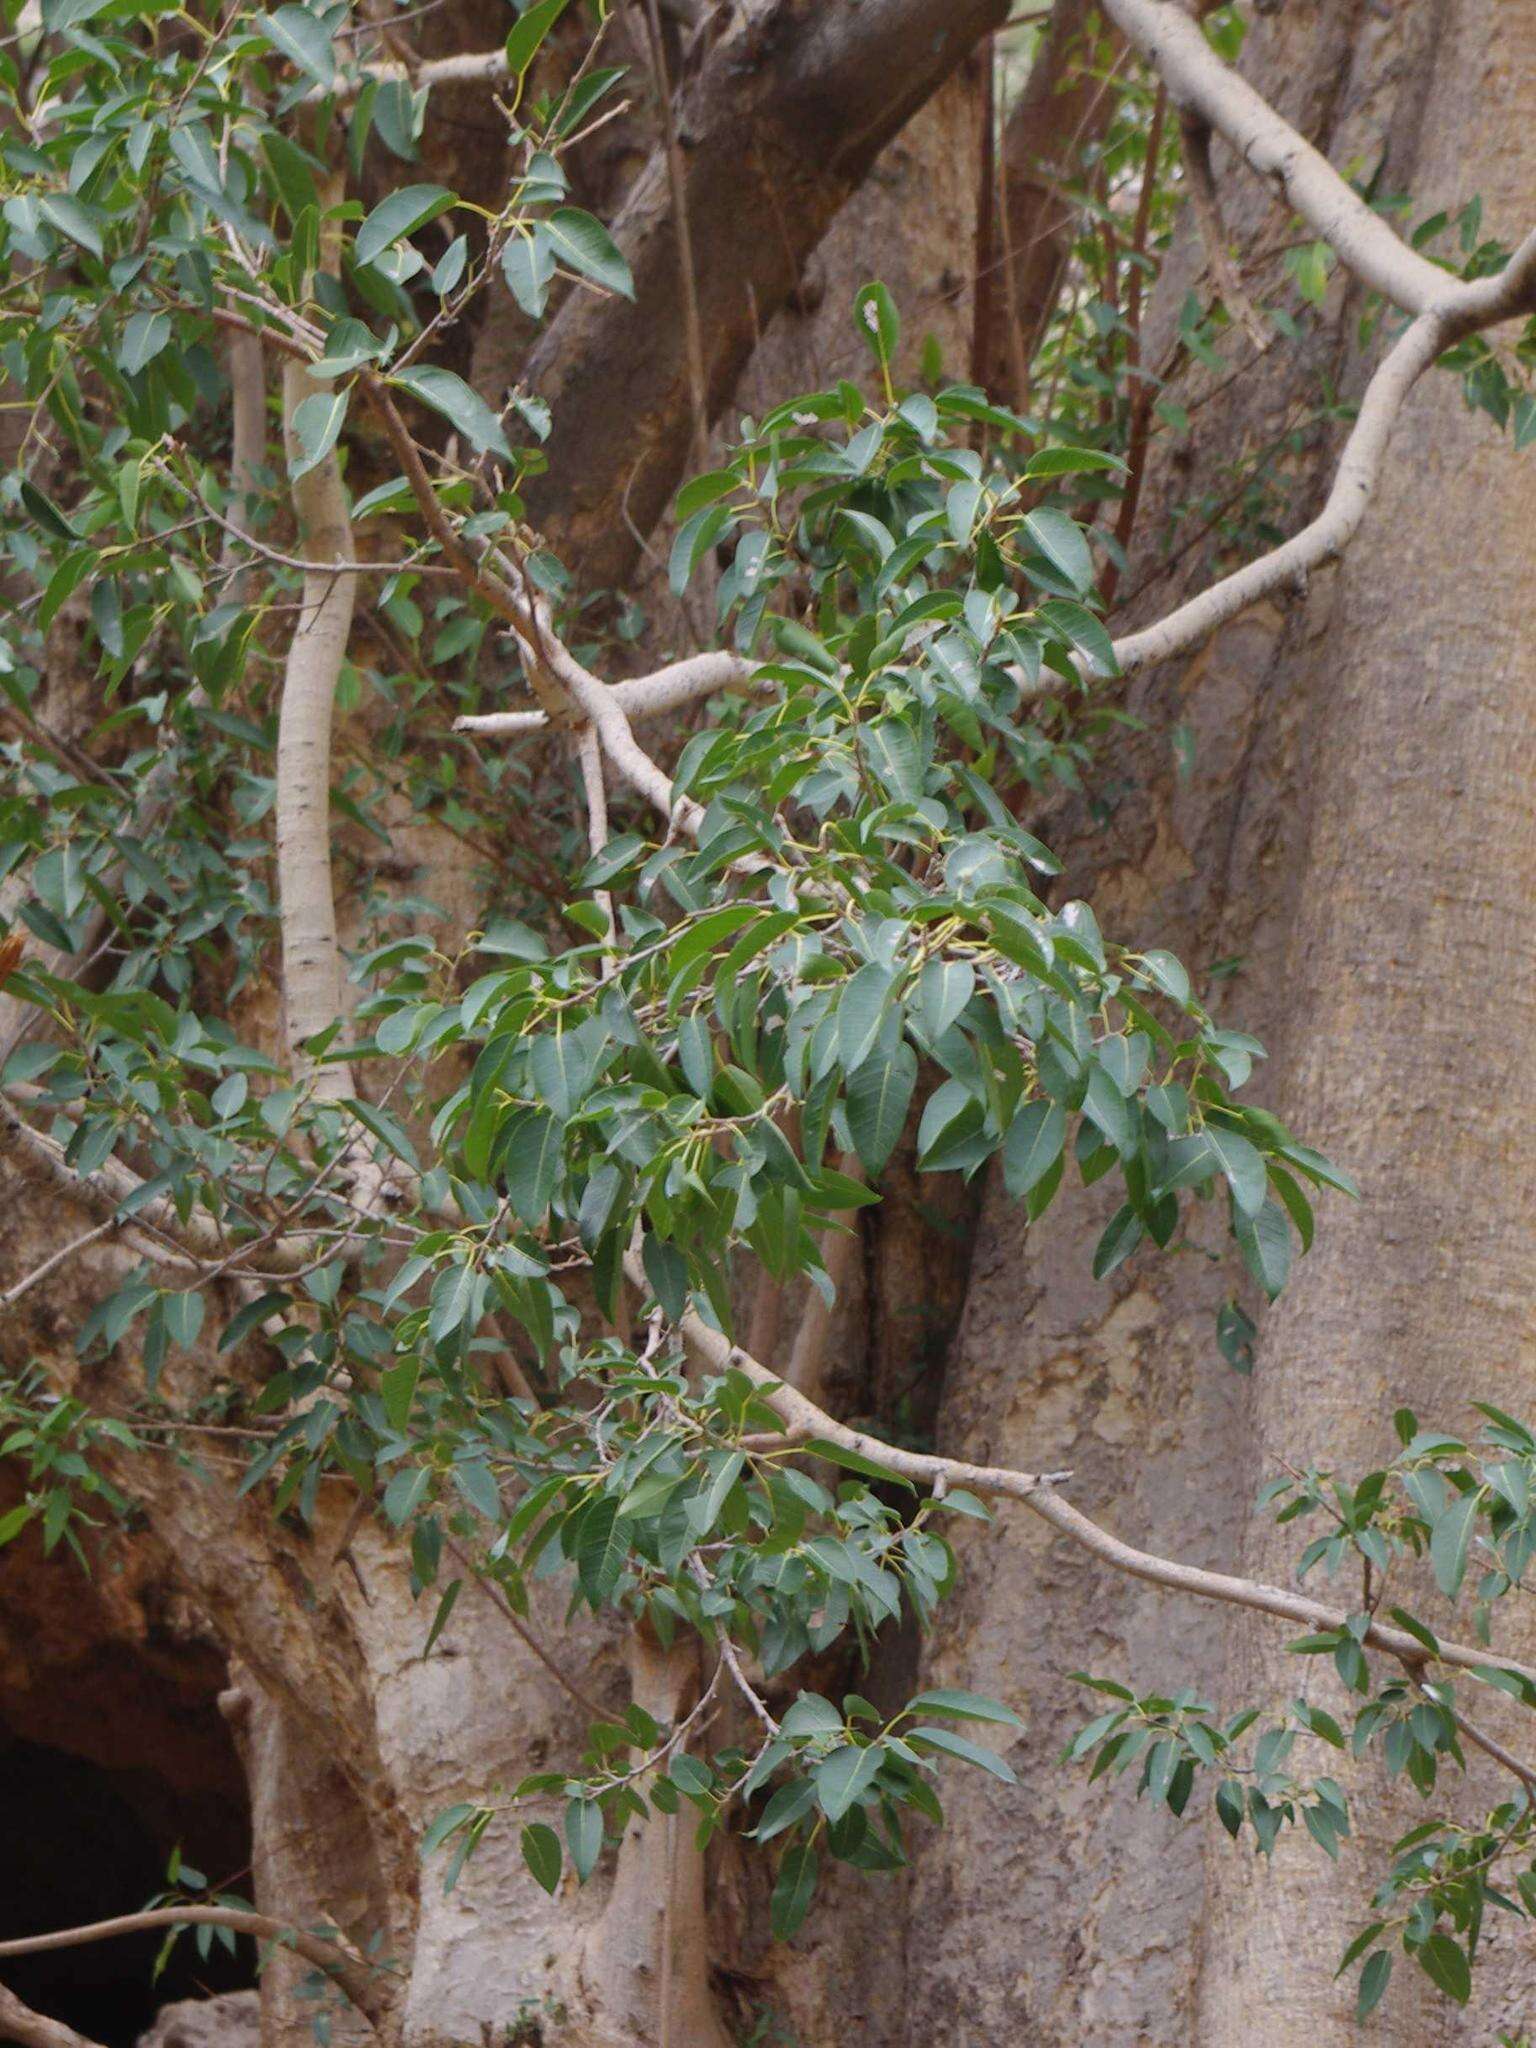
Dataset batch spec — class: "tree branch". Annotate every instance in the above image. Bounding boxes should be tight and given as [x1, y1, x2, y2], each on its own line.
[1108, 230, 1536, 678]
[625, 1248, 1536, 1692]
[275, 222, 359, 1102]
[0, 1087, 322, 1275]
[0, 1981, 107, 2048]
[452, 650, 758, 737]
[1177, 111, 1271, 354]
[1099, 0, 1452, 316]
[0, 1911, 388, 2031]
[1090, 0, 1536, 679]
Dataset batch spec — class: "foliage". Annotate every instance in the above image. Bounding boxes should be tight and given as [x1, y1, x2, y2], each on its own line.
[1, 0, 1533, 2032]
[1067, 1405, 1536, 2016]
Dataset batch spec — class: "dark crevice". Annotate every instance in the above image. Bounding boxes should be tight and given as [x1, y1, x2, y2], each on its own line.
[0, 1725, 252, 2048]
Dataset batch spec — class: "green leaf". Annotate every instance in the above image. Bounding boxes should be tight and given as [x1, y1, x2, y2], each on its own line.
[853, 281, 899, 367]
[751, 1777, 818, 1843]
[905, 1690, 1022, 1726]
[1356, 1948, 1392, 2019]
[1001, 1099, 1066, 1200]
[907, 1725, 1017, 1783]
[1234, 1196, 1291, 1300]
[422, 1578, 462, 1656]
[916, 959, 974, 1043]
[1092, 1203, 1143, 1280]
[288, 388, 348, 479]
[503, 229, 556, 318]
[1038, 598, 1119, 677]
[421, 1801, 476, 1858]
[859, 719, 924, 802]
[118, 311, 171, 375]
[802, 1440, 912, 1488]
[577, 1496, 626, 1605]
[770, 1844, 819, 1939]
[502, 1108, 562, 1224]
[1429, 1487, 1480, 1600]
[355, 183, 456, 268]
[1415, 1932, 1470, 2005]
[1140, 949, 1191, 1007]
[20, 480, 78, 539]
[780, 1692, 844, 1738]
[261, 129, 321, 222]
[381, 1358, 419, 1432]
[1082, 1066, 1134, 1156]
[257, 6, 335, 88]
[543, 208, 633, 298]
[1022, 508, 1093, 594]
[162, 1290, 204, 1349]
[814, 1743, 884, 1821]
[565, 1797, 604, 1882]
[946, 479, 982, 547]
[836, 962, 895, 1074]
[520, 1821, 562, 1895]
[383, 1463, 431, 1527]
[391, 364, 512, 459]
[1206, 1126, 1269, 1216]
[846, 1041, 917, 1175]
[39, 192, 103, 260]
[698, 1449, 746, 1533]
[1025, 445, 1125, 479]
[506, 0, 572, 75]
[642, 1234, 688, 1321]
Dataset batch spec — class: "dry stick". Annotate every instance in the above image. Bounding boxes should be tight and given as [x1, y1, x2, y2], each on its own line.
[0, 1089, 318, 1273]
[0, 1980, 106, 2048]
[328, 41, 514, 102]
[1178, 111, 1271, 353]
[1407, 1673, 1536, 1799]
[0, 1216, 120, 1310]
[0, 1910, 387, 2031]
[642, 0, 709, 476]
[1100, 80, 1166, 607]
[443, 1534, 609, 1721]
[623, 1247, 1536, 1692]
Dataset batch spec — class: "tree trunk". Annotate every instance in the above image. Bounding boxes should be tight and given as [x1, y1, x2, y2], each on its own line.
[159, 61, 989, 2048]
[898, 1, 1536, 2041]
[520, 0, 1007, 592]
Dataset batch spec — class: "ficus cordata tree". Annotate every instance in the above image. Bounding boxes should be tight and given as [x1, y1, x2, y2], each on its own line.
[2, 0, 1536, 2028]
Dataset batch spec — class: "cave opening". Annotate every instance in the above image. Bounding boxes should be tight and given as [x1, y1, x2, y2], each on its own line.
[0, 1728, 255, 2047]
[0, 1504, 256, 2048]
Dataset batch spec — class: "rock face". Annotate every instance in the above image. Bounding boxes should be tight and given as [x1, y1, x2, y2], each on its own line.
[135, 1992, 260, 2048]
